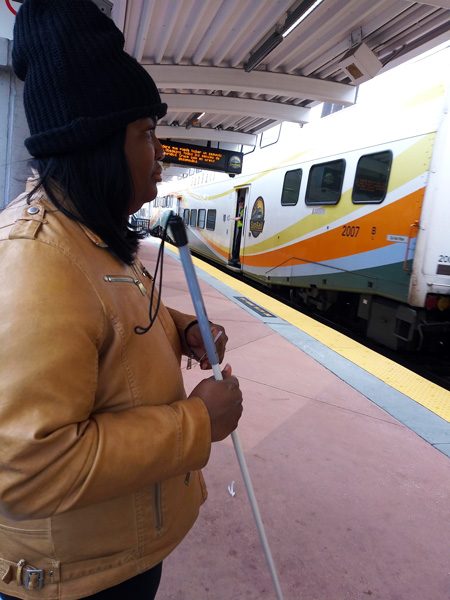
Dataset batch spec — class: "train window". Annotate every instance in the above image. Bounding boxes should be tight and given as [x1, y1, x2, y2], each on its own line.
[281, 169, 302, 206]
[206, 209, 216, 231]
[198, 209, 206, 229]
[183, 208, 190, 224]
[190, 209, 198, 227]
[305, 159, 345, 205]
[352, 151, 393, 204]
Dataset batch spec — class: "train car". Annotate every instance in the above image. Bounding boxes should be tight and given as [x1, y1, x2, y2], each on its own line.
[136, 193, 179, 238]
[152, 46, 450, 351]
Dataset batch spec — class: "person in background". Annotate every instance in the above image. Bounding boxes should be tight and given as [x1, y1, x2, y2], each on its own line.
[230, 197, 245, 265]
[0, 1, 243, 599]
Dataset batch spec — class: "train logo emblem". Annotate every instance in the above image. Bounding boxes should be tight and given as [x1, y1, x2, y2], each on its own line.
[228, 155, 242, 173]
[250, 196, 265, 238]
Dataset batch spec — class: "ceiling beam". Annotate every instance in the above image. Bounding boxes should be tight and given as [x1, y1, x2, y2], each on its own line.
[417, 0, 450, 7]
[133, 0, 155, 62]
[146, 64, 358, 106]
[157, 126, 257, 146]
[160, 93, 310, 124]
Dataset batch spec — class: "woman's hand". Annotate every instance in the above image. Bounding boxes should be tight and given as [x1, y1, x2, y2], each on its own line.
[185, 322, 228, 369]
[189, 364, 243, 441]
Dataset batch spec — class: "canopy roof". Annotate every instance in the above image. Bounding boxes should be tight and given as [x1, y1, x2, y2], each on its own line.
[104, 0, 450, 148]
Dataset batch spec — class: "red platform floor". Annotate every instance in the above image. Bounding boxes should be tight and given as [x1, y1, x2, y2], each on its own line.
[138, 239, 450, 600]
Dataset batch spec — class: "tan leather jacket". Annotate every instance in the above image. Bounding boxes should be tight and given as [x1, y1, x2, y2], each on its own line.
[0, 186, 211, 599]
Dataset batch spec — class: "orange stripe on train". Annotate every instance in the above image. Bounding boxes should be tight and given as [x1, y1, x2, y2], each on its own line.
[242, 188, 425, 268]
[196, 232, 230, 260]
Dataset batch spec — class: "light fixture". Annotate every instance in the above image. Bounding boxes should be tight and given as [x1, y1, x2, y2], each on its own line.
[185, 112, 205, 129]
[281, 0, 325, 38]
[244, 33, 283, 72]
[244, 0, 325, 72]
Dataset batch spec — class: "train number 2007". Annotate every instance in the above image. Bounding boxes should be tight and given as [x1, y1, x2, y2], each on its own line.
[342, 225, 360, 237]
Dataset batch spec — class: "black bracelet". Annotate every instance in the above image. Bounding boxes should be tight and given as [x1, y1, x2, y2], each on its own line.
[184, 319, 214, 344]
[184, 320, 199, 339]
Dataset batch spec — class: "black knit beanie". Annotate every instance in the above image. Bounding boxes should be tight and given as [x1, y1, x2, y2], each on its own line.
[12, 0, 167, 157]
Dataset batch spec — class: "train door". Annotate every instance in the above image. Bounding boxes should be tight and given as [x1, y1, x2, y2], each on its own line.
[176, 196, 182, 216]
[228, 187, 248, 268]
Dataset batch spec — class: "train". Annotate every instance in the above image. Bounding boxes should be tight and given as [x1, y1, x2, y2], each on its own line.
[143, 45, 450, 352]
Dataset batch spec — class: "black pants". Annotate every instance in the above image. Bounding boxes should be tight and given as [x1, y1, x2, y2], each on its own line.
[232, 226, 242, 261]
[0, 562, 162, 600]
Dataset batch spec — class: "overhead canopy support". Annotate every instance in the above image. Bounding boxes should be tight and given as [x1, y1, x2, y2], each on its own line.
[157, 126, 257, 147]
[160, 93, 310, 124]
[147, 64, 358, 106]
[418, 1, 450, 7]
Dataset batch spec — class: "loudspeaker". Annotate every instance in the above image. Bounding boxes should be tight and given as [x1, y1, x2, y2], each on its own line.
[339, 43, 382, 84]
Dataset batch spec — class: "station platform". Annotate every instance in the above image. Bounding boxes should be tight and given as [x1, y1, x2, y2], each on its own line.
[138, 237, 450, 600]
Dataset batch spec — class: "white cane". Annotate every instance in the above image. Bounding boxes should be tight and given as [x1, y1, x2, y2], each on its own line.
[168, 213, 285, 600]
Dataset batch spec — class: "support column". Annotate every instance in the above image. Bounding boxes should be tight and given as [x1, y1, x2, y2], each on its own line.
[0, 37, 30, 210]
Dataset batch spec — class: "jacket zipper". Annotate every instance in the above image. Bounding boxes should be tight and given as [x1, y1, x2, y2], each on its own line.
[103, 275, 147, 296]
[152, 483, 163, 537]
[132, 261, 153, 281]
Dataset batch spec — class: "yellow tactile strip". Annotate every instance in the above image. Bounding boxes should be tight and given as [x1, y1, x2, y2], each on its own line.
[184, 251, 450, 423]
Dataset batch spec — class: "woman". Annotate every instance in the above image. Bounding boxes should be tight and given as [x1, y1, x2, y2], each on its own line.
[0, 1, 243, 599]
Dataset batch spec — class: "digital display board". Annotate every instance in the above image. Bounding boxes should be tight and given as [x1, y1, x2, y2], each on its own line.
[161, 141, 243, 174]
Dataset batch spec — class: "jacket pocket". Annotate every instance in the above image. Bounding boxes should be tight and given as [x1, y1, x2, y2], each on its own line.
[152, 483, 163, 538]
[0, 521, 55, 566]
[103, 275, 147, 296]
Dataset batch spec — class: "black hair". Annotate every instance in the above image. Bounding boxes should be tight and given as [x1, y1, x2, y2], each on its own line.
[29, 127, 143, 265]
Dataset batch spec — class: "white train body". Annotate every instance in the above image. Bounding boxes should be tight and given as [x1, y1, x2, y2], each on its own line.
[149, 46, 450, 350]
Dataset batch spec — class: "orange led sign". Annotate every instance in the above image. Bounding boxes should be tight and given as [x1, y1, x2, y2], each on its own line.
[161, 141, 243, 174]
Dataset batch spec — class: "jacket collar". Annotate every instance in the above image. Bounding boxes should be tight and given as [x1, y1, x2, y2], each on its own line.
[77, 223, 108, 248]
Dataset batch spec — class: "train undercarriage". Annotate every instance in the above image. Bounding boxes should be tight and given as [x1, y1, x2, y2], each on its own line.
[288, 286, 450, 352]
